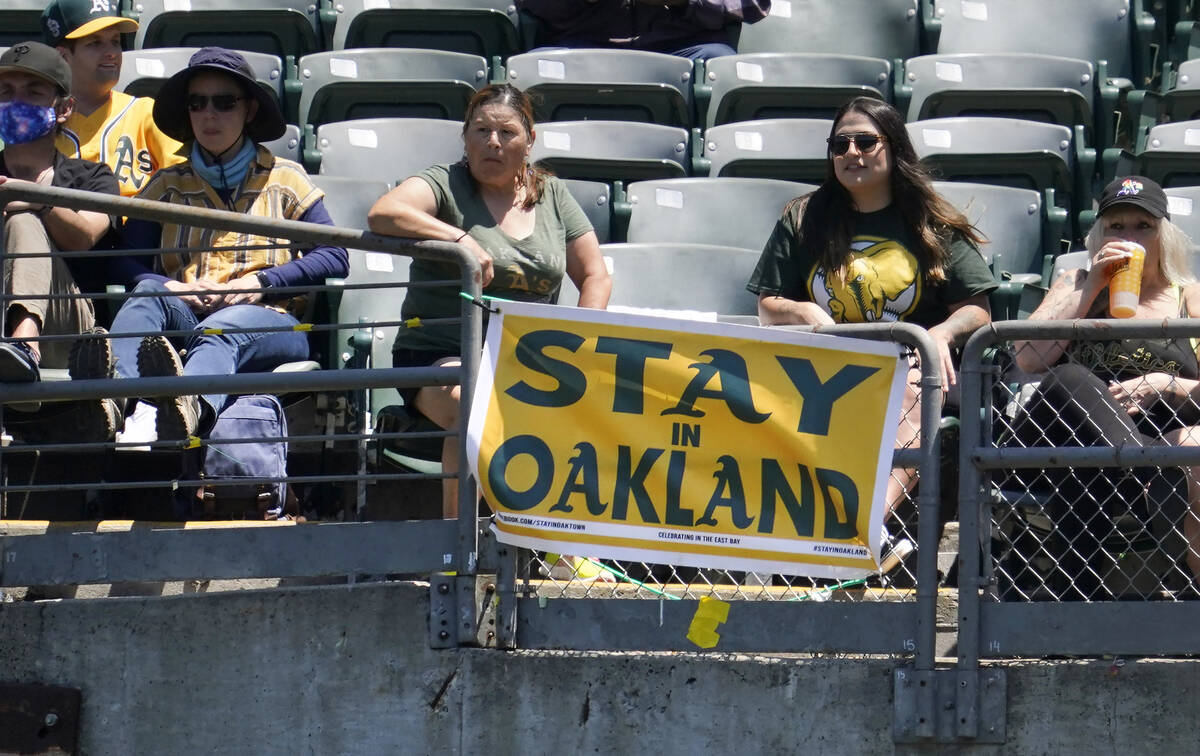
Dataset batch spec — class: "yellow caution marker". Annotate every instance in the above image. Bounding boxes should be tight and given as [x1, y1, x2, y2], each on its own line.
[686, 596, 731, 649]
[202, 328, 223, 335]
[294, 323, 313, 332]
[183, 436, 202, 449]
[404, 317, 423, 329]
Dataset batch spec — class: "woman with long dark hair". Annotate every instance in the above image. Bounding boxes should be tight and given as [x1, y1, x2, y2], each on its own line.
[747, 96, 998, 521]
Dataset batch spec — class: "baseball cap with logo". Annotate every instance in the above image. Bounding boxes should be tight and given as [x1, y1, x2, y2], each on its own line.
[41, 0, 139, 48]
[0, 42, 73, 95]
[1096, 175, 1171, 220]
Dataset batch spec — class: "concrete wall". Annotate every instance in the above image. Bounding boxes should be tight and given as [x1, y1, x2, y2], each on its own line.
[2, 583, 1199, 754]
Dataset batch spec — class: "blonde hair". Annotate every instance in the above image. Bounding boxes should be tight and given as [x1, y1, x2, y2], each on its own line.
[1084, 215, 1196, 286]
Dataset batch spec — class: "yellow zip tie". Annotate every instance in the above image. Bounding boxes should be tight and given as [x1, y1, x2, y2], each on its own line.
[293, 323, 313, 332]
[404, 317, 423, 329]
[183, 436, 202, 449]
[686, 596, 730, 649]
[202, 328, 223, 335]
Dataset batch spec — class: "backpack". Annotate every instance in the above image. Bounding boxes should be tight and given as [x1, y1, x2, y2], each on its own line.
[188, 394, 290, 519]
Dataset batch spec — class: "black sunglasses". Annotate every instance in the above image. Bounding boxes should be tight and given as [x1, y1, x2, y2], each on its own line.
[186, 93, 245, 113]
[827, 133, 886, 156]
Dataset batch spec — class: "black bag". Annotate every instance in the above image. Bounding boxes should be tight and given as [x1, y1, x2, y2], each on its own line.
[191, 394, 289, 518]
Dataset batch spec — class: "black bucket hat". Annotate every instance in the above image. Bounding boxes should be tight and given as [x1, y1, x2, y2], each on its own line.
[151, 47, 285, 144]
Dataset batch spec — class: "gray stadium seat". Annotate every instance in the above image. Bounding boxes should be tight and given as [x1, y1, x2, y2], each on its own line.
[118, 47, 285, 107]
[307, 117, 463, 182]
[530, 121, 689, 183]
[898, 53, 1107, 146]
[559, 243, 763, 316]
[698, 53, 892, 128]
[296, 49, 487, 128]
[504, 49, 693, 127]
[131, 0, 323, 59]
[621, 177, 815, 250]
[933, 181, 1064, 319]
[264, 124, 303, 163]
[1130, 120, 1200, 187]
[0, 1, 46, 48]
[560, 179, 612, 245]
[697, 118, 832, 183]
[1165, 186, 1200, 250]
[926, 0, 1155, 86]
[321, 0, 521, 60]
[736, 0, 920, 60]
[1160, 58, 1200, 123]
[907, 117, 1092, 234]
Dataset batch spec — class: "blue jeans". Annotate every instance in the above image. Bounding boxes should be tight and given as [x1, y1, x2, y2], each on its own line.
[110, 280, 309, 423]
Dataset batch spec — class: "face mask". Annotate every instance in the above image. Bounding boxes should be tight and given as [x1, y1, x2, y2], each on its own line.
[0, 100, 58, 145]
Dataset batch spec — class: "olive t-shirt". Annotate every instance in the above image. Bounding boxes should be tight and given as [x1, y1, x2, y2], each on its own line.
[394, 162, 594, 353]
[746, 201, 997, 329]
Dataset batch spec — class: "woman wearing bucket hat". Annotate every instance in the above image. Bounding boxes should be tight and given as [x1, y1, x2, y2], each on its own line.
[1011, 175, 1200, 596]
[77, 47, 348, 444]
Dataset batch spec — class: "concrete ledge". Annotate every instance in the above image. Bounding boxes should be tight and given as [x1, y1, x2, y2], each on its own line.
[2, 583, 1200, 754]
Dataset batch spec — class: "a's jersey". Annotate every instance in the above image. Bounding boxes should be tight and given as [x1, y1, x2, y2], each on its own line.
[57, 91, 184, 197]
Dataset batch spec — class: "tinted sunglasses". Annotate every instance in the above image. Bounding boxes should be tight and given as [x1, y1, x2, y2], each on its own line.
[827, 133, 886, 156]
[186, 94, 245, 113]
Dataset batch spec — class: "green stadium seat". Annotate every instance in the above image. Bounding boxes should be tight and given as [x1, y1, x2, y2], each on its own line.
[503, 49, 693, 128]
[925, 0, 1156, 87]
[697, 53, 892, 128]
[130, 0, 323, 59]
[0, 2, 46, 48]
[294, 48, 486, 128]
[560, 179, 612, 245]
[320, 0, 520, 61]
[305, 117, 463, 182]
[530, 121, 689, 183]
[696, 118, 832, 183]
[736, 0, 920, 60]
[117, 47, 286, 107]
[620, 177, 814, 250]
[897, 53, 1112, 148]
[559, 243, 763, 317]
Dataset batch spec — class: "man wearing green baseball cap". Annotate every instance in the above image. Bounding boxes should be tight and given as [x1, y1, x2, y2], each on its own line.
[43, 0, 183, 197]
[0, 42, 120, 426]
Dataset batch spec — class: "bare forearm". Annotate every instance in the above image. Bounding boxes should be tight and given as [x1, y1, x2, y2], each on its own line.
[576, 273, 611, 309]
[1013, 269, 1095, 373]
[758, 295, 834, 326]
[929, 303, 990, 349]
[367, 202, 461, 243]
[43, 207, 108, 251]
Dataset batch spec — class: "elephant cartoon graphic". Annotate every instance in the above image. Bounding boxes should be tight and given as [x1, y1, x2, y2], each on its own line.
[811, 237, 920, 322]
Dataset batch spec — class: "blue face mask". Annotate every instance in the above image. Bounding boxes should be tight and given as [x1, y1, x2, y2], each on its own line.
[0, 100, 58, 145]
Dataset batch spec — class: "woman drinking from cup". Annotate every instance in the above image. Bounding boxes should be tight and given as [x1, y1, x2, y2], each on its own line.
[1012, 175, 1200, 590]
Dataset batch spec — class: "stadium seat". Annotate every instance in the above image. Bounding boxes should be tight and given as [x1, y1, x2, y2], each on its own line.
[130, 0, 323, 59]
[620, 177, 814, 250]
[530, 121, 689, 183]
[264, 124, 303, 163]
[925, 0, 1156, 87]
[697, 53, 892, 128]
[1159, 58, 1200, 122]
[933, 181, 1065, 319]
[504, 49, 693, 128]
[561, 179, 612, 245]
[696, 118, 832, 183]
[1165, 185, 1200, 248]
[117, 47, 286, 107]
[897, 53, 1112, 147]
[736, 0, 920, 60]
[1128, 120, 1200, 187]
[559, 243, 763, 316]
[907, 117, 1093, 234]
[295, 49, 487, 128]
[320, 0, 521, 61]
[305, 117, 463, 182]
[0, 1, 46, 48]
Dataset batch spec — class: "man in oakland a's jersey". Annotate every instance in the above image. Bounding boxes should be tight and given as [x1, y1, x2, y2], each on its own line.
[43, 0, 183, 196]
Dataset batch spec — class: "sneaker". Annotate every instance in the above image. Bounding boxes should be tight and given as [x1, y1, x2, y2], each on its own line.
[68, 328, 119, 442]
[137, 336, 199, 440]
[115, 400, 157, 450]
[0, 340, 40, 382]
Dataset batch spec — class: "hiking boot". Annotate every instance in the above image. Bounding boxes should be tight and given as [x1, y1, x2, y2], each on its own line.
[68, 328, 120, 442]
[0, 340, 39, 383]
[137, 336, 199, 439]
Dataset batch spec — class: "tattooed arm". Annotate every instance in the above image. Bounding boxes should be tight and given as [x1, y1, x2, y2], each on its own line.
[928, 294, 991, 389]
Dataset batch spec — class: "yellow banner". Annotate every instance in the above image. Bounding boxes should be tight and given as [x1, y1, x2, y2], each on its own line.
[467, 302, 906, 579]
